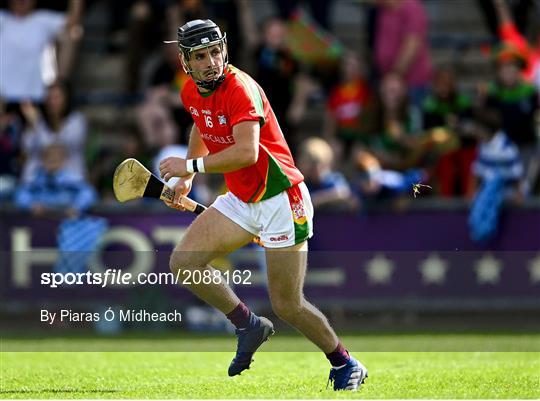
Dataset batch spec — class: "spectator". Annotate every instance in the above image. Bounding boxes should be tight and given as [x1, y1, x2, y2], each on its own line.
[484, 46, 538, 146]
[14, 143, 97, 218]
[374, 0, 433, 109]
[20, 81, 87, 183]
[323, 52, 372, 161]
[137, 43, 191, 149]
[361, 73, 418, 171]
[480, 44, 539, 190]
[472, 110, 524, 188]
[422, 67, 476, 197]
[354, 148, 426, 203]
[297, 137, 356, 211]
[236, 10, 321, 154]
[362, 74, 458, 177]
[125, 0, 201, 93]
[89, 123, 149, 201]
[469, 108, 524, 242]
[0, 0, 84, 104]
[254, 17, 299, 104]
[491, 0, 540, 85]
[253, 17, 301, 150]
[422, 68, 474, 131]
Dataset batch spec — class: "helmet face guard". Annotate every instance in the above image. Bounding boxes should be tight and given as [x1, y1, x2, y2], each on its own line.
[180, 37, 228, 90]
[171, 19, 229, 91]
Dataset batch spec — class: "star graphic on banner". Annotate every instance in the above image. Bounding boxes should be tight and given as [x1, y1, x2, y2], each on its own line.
[527, 255, 540, 284]
[419, 253, 448, 285]
[365, 253, 394, 285]
[474, 253, 503, 284]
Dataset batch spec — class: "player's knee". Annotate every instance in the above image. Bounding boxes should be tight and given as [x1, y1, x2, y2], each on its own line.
[271, 296, 303, 322]
[169, 249, 195, 276]
[169, 252, 182, 276]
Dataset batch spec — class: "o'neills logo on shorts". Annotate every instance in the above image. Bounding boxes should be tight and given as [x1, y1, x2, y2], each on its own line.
[270, 234, 289, 242]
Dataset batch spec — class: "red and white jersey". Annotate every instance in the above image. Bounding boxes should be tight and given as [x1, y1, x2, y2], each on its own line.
[181, 65, 304, 203]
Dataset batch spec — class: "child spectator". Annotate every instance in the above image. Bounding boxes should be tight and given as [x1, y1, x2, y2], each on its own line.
[297, 137, 357, 211]
[15, 143, 97, 218]
[482, 45, 538, 148]
[469, 108, 524, 242]
[20, 81, 87, 183]
[480, 44, 539, 192]
[472, 109, 524, 190]
[422, 68, 473, 131]
[422, 68, 476, 197]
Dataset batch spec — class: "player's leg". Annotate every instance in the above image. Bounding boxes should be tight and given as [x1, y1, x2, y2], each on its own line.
[265, 241, 367, 390]
[260, 183, 338, 351]
[169, 206, 253, 313]
[265, 241, 337, 352]
[245, 178, 367, 388]
[170, 204, 274, 376]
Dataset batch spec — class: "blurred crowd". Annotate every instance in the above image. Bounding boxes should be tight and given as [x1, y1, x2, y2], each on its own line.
[1, 0, 539, 227]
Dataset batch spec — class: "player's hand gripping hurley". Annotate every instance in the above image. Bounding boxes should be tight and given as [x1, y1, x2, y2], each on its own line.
[113, 158, 206, 214]
[113, 158, 263, 246]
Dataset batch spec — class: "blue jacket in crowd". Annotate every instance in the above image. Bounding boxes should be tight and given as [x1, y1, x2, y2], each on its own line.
[15, 168, 97, 213]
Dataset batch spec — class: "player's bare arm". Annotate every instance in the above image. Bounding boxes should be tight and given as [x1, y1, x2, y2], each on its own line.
[201, 120, 260, 172]
[159, 120, 260, 179]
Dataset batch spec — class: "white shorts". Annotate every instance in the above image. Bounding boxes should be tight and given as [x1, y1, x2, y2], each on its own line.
[211, 182, 314, 248]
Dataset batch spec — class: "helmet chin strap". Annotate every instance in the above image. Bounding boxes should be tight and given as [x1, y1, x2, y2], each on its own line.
[195, 73, 226, 91]
[193, 62, 228, 90]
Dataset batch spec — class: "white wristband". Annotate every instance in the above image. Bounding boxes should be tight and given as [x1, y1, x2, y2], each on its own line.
[186, 159, 195, 174]
[186, 158, 205, 174]
[196, 157, 205, 173]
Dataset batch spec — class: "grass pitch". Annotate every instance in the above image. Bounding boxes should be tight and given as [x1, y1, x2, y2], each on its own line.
[1, 334, 539, 399]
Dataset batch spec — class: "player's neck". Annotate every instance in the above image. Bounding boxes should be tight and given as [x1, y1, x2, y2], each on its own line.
[198, 86, 212, 94]
[197, 86, 216, 97]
